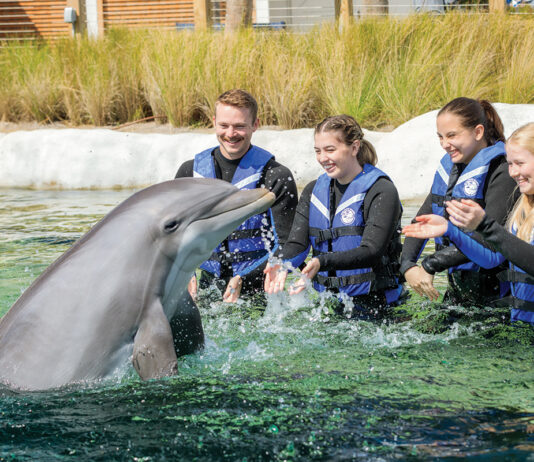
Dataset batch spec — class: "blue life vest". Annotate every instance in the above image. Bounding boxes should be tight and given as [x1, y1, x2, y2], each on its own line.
[495, 224, 534, 325]
[193, 146, 278, 277]
[431, 142, 506, 272]
[309, 164, 402, 302]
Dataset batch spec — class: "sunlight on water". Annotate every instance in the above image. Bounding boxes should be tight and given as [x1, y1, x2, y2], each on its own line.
[0, 189, 533, 460]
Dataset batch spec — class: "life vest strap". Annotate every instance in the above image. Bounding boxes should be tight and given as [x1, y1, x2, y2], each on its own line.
[497, 269, 534, 285]
[315, 272, 375, 289]
[309, 226, 364, 243]
[431, 194, 485, 207]
[493, 296, 534, 312]
[207, 249, 268, 264]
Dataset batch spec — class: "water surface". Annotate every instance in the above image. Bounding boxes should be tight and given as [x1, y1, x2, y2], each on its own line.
[1, 190, 533, 461]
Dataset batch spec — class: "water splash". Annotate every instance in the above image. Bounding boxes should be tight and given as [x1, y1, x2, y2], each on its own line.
[2, 190, 534, 460]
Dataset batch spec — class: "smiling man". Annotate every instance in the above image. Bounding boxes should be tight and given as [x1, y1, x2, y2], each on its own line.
[175, 89, 298, 303]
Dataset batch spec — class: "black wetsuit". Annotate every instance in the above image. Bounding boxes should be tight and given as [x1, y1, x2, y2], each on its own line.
[175, 146, 298, 294]
[278, 176, 403, 315]
[475, 214, 534, 276]
[400, 156, 519, 305]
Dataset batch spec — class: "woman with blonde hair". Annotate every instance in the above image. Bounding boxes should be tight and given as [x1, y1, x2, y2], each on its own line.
[403, 122, 534, 325]
[264, 115, 404, 318]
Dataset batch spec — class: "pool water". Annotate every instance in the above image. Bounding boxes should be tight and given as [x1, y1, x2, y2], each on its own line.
[1, 189, 533, 461]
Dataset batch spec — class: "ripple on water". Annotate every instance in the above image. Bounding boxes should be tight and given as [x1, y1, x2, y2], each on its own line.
[1, 190, 533, 460]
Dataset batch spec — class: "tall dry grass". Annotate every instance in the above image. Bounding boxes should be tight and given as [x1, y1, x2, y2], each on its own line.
[1, 13, 533, 128]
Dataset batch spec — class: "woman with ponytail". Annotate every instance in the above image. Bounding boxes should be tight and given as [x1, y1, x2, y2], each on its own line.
[400, 97, 519, 306]
[403, 123, 534, 325]
[264, 115, 405, 318]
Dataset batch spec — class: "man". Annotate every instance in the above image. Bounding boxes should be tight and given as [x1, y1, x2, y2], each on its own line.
[175, 89, 298, 303]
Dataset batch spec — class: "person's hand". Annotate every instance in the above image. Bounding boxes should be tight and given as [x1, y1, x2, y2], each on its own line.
[404, 266, 439, 301]
[446, 199, 486, 231]
[402, 214, 448, 239]
[223, 275, 242, 303]
[289, 258, 320, 295]
[264, 262, 288, 294]
[188, 275, 197, 302]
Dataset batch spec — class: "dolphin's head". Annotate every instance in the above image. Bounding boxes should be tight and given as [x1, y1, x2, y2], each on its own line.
[153, 178, 275, 265]
[124, 178, 275, 313]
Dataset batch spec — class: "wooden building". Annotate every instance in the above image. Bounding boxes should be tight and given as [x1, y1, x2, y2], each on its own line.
[0, 0, 198, 39]
[0, 1, 72, 39]
[0, 0, 508, 40]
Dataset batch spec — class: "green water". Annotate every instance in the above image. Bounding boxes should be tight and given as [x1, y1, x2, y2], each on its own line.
[1, 190, 533, 461]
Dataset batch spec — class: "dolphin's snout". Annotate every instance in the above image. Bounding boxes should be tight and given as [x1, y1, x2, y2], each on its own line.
[209, 188, 275, 219]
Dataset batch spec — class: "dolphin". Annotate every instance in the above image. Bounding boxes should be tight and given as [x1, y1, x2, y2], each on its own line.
[0, 178, 275, 391]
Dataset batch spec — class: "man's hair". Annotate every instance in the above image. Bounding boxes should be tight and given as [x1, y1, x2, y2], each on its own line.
[216, 89, 258, 122]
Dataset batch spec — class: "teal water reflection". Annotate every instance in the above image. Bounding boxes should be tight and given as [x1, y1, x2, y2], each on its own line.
[0, 190, 533, 460]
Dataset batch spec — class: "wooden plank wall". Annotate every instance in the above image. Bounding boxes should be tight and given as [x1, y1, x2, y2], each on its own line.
[0, 0, 227, 39]
[0, 0, 70, 40]
[102, 0, 195, 30]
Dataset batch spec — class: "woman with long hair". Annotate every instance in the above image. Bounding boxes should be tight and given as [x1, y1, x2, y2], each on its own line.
[264, 115, 404, 318]
[400, 97, 519, 306]
[403, 123, 534, 324]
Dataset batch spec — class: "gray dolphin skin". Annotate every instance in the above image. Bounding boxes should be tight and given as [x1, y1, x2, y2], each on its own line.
[0, 178, 275, 391]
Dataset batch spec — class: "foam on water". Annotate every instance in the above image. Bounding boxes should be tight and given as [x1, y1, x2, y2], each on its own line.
[352, 320, 478, 348]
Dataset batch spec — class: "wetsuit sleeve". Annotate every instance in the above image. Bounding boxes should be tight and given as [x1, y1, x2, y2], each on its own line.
[174, 160, 194, 178]
[420, 160, 518, 274]
[444, 223, 505, 269]
[399, 192, 432, 275]
[236, 161, 299, 284]
[421, 243, 471, 274]
[481, 160, 519, 229]
[262, 160, 299, 246]
[474, 214, 534, 275]
[276, 181, 315, 268]
[318, 178, 401, 271]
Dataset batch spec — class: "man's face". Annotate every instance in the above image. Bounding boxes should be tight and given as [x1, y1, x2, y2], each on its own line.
[214, 103, 259, 160]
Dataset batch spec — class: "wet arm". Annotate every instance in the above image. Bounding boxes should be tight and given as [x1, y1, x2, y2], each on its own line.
[444, 222, 505, 269]
[421, 161, 517, 274]
[276, 181, 314, 269]
[175, 160, 194, 178]
[475, 215, 534, 275]
[238, 162, 299, 281]
[263, 163, 299, 247]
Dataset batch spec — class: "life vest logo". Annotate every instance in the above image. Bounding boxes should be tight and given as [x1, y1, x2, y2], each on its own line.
[463, 178, 479, 197]
[340, 208, 356, 225]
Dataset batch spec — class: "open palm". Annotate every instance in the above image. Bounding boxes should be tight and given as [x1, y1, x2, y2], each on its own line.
[402, 214, 448, 239]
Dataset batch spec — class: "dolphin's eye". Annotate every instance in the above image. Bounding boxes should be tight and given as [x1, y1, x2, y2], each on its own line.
[163, 219, 181, 233]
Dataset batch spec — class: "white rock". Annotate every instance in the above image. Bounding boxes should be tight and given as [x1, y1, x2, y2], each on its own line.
[1, 103, 534, 200]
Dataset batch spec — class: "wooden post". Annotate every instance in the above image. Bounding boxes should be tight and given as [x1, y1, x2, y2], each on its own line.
[225, 0, 253, 33]
[194, 0, 212, 29]
[96, 0, 104, 36]
[338, 0, 353, 30]
[66, 0, 86, 36]
[489, 0, 505, 12]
